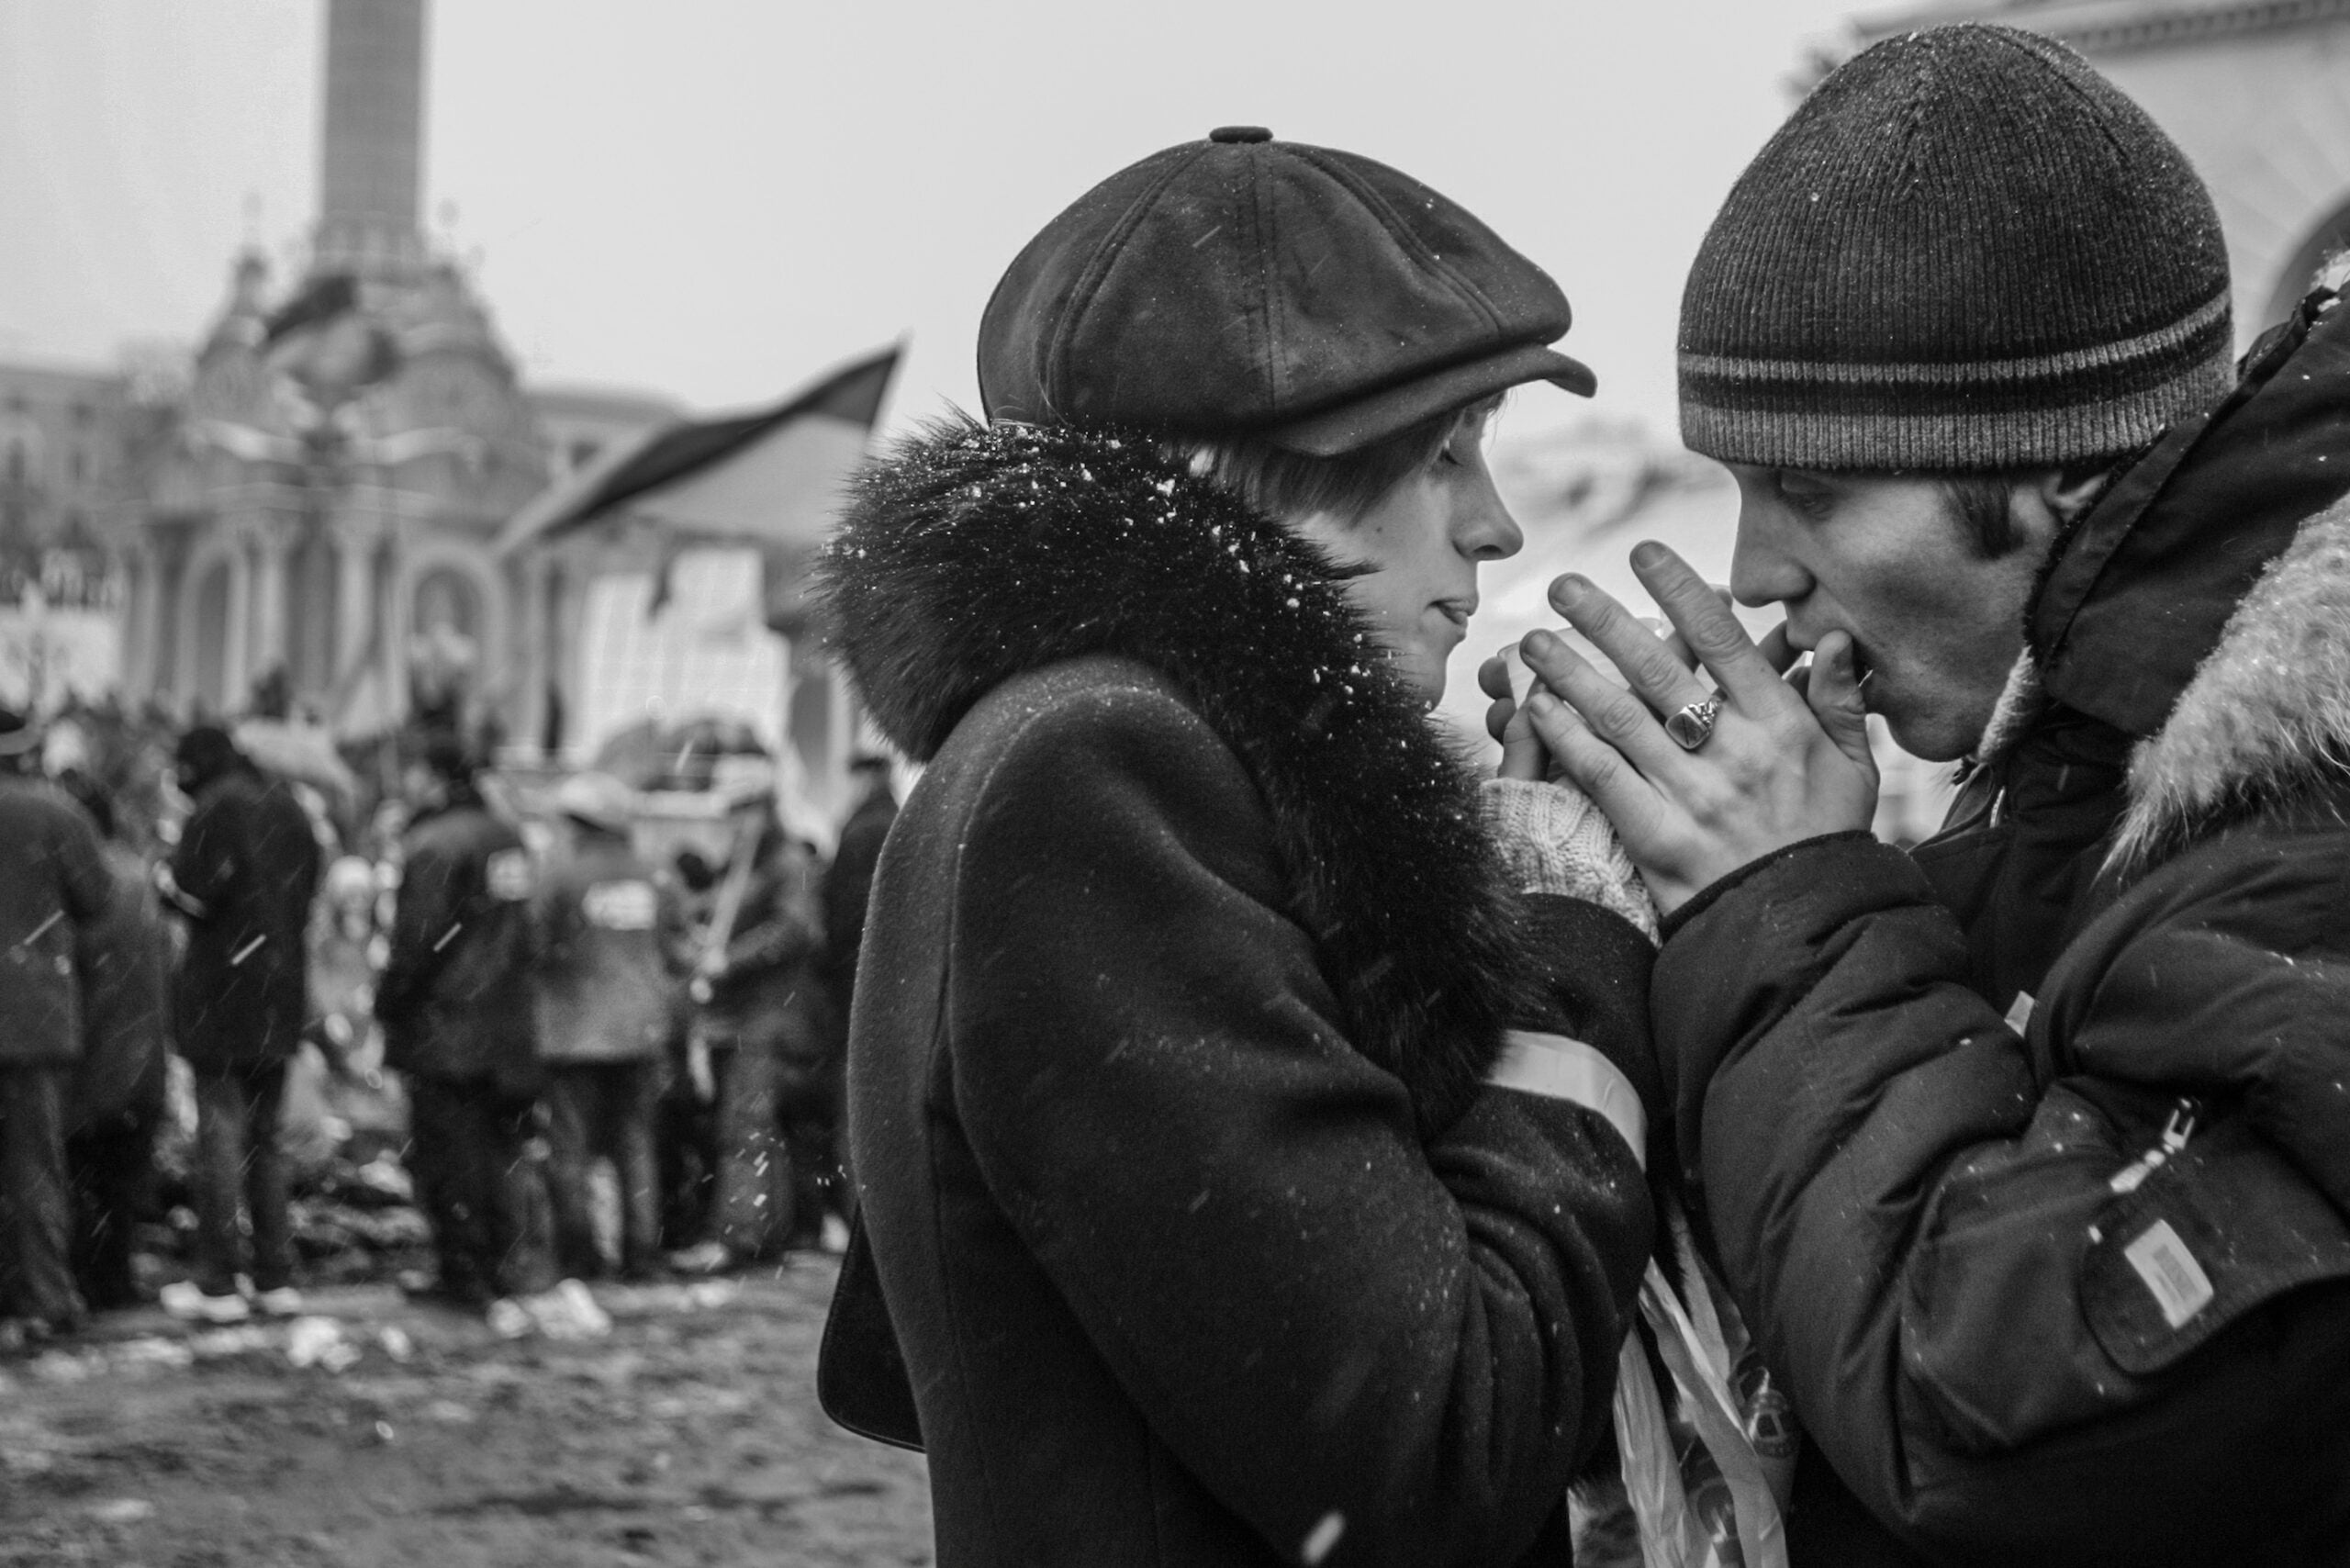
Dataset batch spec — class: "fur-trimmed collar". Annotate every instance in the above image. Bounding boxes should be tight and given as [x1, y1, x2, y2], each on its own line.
[1973, 498, 2350, 876]
[1970, 649, 2048, 778]
[2109, 497, 2350, 871]
[814, 419, 1537, 1131]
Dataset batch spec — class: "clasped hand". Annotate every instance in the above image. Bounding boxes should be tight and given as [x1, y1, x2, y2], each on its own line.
[1482, 542, 1879, 914]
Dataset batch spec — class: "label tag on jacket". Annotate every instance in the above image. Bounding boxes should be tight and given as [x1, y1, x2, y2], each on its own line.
[2003, 991, 2035, 1034]
[2123, 1219, 2214, 1328]
[583, 879, 657, 930]
[487, 849, 534, 902]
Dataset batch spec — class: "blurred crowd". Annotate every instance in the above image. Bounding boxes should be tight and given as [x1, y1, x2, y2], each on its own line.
[0, 696, 899, 1348]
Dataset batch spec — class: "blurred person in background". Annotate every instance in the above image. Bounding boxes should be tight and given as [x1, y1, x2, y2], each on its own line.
[0, 707, 111, 1348]
[811, 753, 896, 1238]
[375, 731, 548, 1311]
[306, 855, 402, 1159]
[58, 775, 171, 1315]
[155, 724, 321, 1326]
[671, 778, 826, 1271]
[656, 846, 722, 1251]
[820, 757, 895, 1006]
[531, 771, 688, 1282]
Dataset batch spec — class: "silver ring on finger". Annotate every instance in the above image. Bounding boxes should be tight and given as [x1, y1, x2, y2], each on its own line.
[1665, 693, 1724, 752]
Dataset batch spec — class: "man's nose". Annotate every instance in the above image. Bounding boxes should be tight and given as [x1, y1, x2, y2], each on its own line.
[1729, 502, 1807, 609]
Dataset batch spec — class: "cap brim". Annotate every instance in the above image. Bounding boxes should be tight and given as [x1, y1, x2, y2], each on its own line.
[1265, 342, 1597, 457]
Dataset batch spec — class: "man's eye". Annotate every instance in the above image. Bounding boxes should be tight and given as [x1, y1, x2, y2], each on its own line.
[1776, 476, 1833, 520]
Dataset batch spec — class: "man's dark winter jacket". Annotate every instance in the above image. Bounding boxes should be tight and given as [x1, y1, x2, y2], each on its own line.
[532, 830, 685, 1065]
[699, 824, 826, 1059]
[379, 787, 538, 1092]
[1658, 289, 2350, 1566]
[814, 420, 1655, 1568]
[162, 763, 320, 1070]
[0, 772, 110, 1067]
[72, 842, 171, 1135]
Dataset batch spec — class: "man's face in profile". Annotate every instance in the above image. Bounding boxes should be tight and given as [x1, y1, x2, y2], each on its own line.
[1722, 466, 2050, 762]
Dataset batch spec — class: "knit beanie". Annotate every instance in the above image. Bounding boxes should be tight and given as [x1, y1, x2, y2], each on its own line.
[1679, 24, 2232, 472]
[173, 724, 244, 790]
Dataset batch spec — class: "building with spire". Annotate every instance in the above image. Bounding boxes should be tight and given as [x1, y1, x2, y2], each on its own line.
[123, 0, 676, 741]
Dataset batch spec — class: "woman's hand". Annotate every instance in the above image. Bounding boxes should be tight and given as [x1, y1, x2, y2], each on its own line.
[1508, 543, 1879, 914]
[1484, 648, 1557, 783]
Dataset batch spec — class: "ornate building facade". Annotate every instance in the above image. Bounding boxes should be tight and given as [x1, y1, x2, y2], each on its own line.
[121, 0, 676, 746]
[0, 361, 135, 711]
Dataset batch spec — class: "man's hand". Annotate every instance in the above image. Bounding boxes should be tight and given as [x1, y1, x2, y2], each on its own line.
[1512, 543, 1879, 913]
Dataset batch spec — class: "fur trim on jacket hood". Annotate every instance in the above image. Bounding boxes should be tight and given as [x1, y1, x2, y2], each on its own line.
[1973, 287, 2350, 878]
[2111, 495, 2350, 870]
[1975, 497, 2350, 875]
[814, 418, 1540, 1126]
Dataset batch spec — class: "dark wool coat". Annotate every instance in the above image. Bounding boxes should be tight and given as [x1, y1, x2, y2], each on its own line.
[163, 765, 321, 1070]
[1658, 289, 2350, 1567]
[378, 790, 539, 1092]
[0, 773, 110, 1067]
[814, 420, 1655, 1568]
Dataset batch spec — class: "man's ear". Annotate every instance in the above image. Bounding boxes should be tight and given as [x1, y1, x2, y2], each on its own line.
[2009, 465, 2109, 553]
[2036, 465, 2109, 527]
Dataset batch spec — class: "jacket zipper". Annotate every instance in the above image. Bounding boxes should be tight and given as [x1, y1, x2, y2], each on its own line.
[2109, 1098, 2199, 1194]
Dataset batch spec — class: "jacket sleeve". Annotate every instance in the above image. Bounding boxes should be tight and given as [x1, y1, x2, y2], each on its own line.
[1654, 832, 2350, 1565]
[162, 794, 237, 921]
[655, 874, 694, 978]
[722, 849, 823, 975]
[377, 838, 463, 1027]
[59, 803, 111, 926]
[948, 688, 1652, 1568]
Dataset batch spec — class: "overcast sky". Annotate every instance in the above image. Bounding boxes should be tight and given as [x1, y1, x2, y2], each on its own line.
[0, 0, 1869, 444]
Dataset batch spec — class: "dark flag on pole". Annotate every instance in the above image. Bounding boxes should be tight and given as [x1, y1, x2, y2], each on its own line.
[502, 344, 899, 565]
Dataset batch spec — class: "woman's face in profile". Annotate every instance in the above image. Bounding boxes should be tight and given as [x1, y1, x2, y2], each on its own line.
[1289, 404, 1523, 708]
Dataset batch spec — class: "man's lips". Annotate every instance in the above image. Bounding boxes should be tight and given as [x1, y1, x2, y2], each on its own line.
[1791, 627, 1876, 703]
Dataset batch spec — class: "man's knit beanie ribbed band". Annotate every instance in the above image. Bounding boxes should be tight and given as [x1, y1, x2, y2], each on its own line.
[1678, 24, 2233, 472]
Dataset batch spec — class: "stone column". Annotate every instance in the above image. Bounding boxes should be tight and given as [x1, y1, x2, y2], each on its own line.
[119, 546, 153, 698]
[332, 522, 377, 689]
[252, 518, 295, 677]
[510, 552, 551, 760]
[146, 521, 191, 709]
[224, 533, 254, 710]
[548, 557, 583, 762]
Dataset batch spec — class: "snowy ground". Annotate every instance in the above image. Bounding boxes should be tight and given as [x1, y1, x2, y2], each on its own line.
[0, 1260, 932, 1568]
